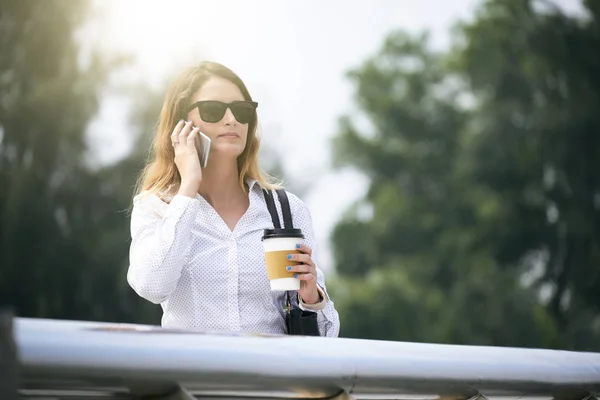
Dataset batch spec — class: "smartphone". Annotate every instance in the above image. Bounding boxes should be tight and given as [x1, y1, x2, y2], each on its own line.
[195, 130, 211, 168]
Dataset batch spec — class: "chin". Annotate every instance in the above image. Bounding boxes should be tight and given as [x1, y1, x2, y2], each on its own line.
[212, 143, 246, 158]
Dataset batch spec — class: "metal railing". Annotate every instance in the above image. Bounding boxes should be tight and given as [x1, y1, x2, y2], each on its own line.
[7, 316, 600, 399]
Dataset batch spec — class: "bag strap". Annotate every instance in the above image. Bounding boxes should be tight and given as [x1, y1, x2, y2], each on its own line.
[262, 189, 281, 229]
[275, 189, 294, 229]
[262, 188, 294, 230]
[275, 189, 296, 308]
[262, 188, 298, 310]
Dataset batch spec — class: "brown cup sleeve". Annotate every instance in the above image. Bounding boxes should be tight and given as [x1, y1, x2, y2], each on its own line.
[264, 250, 301, 280]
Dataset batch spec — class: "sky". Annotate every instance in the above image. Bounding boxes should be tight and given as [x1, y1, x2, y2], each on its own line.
[86, 0, 584, 272]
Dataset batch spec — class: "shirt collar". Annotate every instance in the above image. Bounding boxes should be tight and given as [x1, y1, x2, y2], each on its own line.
[161, 178, 261, 200]
[246, 178, 259, 192]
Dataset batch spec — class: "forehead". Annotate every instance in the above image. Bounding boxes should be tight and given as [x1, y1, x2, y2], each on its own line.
[192, 76, 245, 103]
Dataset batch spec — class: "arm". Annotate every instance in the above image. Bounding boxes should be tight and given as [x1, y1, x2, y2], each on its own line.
[288, 193, 341, 337]
[127, 192, 201, 304]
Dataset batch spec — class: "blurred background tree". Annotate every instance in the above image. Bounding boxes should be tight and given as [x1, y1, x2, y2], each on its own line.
[0, 0, 159, 323]
[330, 0, 600, 350]
[1, 0, 598, 351]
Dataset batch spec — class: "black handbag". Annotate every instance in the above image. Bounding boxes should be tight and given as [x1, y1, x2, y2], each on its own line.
[262, 188, 321, 336]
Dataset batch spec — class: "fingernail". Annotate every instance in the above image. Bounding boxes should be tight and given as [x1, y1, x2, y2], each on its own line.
[295, 244, 301, 249]
[287, 255, 292, 260]
[286, 266, 292, 271]
[294, 274, 298, 279]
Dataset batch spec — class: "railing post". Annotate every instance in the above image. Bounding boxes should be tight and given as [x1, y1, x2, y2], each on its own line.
[0, 310, 18, 400]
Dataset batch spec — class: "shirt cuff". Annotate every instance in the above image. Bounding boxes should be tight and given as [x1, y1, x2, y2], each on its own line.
[165, 194, 199, 218]
[299, 285, 328, 311]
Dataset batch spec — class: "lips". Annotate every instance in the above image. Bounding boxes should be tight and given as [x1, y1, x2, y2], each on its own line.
[218, 132, 240, 138]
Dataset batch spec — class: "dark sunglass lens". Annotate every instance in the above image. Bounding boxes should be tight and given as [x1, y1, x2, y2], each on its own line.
[231, 103, 255, 124]
[198, 101, 226, 122]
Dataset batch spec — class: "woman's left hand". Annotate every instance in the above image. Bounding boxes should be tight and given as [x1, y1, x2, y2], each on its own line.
[287, 244, 321, 304]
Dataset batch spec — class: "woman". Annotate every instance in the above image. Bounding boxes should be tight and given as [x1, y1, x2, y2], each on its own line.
[127, 61, 340, 337]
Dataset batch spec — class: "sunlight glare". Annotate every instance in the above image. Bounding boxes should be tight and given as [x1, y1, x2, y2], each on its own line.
[95, 0, 267, 84]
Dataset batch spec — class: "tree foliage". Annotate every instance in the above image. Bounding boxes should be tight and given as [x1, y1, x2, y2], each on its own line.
[330, 0, 600, 350]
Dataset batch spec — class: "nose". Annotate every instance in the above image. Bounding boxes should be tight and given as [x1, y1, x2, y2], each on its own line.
[222, 107, 237, 126]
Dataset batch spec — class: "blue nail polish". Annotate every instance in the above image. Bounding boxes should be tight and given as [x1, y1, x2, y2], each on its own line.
[287, 255, 292, 260]
[296, 244, 301, 249]
[286, 266, 292, 271]
[294, 274, 298, 279]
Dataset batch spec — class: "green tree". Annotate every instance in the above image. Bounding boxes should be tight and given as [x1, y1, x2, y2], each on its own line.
[455, 0, 600, 345]
[330, 0, 599, 350]
[0, 0, 159, 323]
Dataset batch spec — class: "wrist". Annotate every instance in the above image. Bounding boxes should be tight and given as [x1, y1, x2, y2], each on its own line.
[303, 289, 322, 305]
[178, 180, 200, 198]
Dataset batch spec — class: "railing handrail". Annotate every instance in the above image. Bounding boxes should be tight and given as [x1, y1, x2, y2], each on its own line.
[13, 317, 600, 399]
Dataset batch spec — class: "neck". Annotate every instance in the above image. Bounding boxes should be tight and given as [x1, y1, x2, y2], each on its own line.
[198, 157, 245, 206]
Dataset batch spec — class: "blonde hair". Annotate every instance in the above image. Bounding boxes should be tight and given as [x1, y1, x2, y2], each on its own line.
[134, 61, 280, 200]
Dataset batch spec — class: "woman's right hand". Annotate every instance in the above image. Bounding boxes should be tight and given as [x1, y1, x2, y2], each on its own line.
[171, 120, 203, 197]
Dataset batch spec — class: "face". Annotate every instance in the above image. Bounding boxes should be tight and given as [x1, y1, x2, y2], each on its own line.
[186, 76, 251, 159]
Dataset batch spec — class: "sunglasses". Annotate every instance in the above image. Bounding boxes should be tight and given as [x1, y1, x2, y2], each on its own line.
[186, 100, 258, 124]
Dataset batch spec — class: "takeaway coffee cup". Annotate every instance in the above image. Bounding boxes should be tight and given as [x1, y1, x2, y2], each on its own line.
[262, 228, 304, 291]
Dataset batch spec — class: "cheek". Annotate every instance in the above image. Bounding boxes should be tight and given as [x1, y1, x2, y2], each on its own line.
[240, 125, 249, 141]
[197, 122, 220, 138]
[185, 111, 219, 137]
[186, 110, 199, 124]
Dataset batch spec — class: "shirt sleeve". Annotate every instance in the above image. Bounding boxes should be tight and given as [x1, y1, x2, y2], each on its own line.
[287, 192, 341, 337]
[127, 192, 201, 304]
